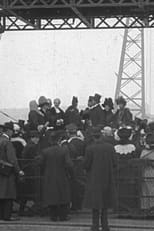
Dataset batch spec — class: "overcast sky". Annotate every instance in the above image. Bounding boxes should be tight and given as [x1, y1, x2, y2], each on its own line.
[0, 28, 153, 114]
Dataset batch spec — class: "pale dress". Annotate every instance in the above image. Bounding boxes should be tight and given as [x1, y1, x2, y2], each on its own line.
[140, 149, 154, 210]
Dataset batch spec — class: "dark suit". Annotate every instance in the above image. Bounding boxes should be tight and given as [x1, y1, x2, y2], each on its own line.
[48, 107, 65, 130]
[28, 110, 47, 130]
[67, 137, 85, 210]
[89, 104, 105, 127]
[104, 110, 114, 127]
[39, 144, 73, 220]
[83, 140, 117, 230]
[65, 106, 82, 129]
[0, 134, 20, 220]
[113, 107, 133, 128]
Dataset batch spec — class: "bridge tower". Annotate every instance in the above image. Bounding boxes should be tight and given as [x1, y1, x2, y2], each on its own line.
[115, 18, 145, 118]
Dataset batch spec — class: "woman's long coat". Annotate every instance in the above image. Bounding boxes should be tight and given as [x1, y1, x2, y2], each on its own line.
[0, 135, 20, 199]
[40, 145, 73, 206]
[83, 140, 117, 209]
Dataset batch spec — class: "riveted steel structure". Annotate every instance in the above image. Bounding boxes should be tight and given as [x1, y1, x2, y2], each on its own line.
[0, 1, 154, 31]
[115, 18, 145, 118]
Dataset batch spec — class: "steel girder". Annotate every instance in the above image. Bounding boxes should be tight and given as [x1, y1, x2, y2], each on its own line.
[115, 18, 145, 118]
[0, 1, 154, 31]
[0, 0, 153, 9]
[0, 16, 154, 31]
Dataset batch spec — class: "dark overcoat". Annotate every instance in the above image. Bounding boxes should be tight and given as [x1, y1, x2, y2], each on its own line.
[65, 106, 82, 129]
[49, 107, 65, 130]
[113, 108, 133, 128]
[28, 110, 47, 130]
[0, 135, 20, 199]
[104, 110, 114, 127]
[83, 140, 117, 209]
[89, 105, 105, 127]
[40, 145, 73, 206]
[19, 141, 40, 200]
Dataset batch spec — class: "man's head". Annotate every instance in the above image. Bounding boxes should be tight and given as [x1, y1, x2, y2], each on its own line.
[116, 96, 126, 110]
[29, 130, 40, 144]
[91, 126, 102, 140]
[54, 98, 61, 108]
[3, 122, 14, 138]
[103, 126, 113, 137]
[103, 98, 114, 111]
[48, 130, 63, 145]
[66, 123, 77, 137]
[88, 96, 95, 108]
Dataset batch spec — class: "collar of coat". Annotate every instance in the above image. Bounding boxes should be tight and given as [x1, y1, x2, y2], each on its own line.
[11, 137, 27, 147]
[39, 109, 45, 117]
[68, 136, 83, 143]
[2, 133, 10, 140]
[53, 106, 62, 114]
[90, 103, 103, 110]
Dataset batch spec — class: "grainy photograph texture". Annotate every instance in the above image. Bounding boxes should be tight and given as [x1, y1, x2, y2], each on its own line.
[0, 1, 154, 231]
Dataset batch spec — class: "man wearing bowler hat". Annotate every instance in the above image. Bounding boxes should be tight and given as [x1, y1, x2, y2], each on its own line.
[65, 123, 85, 211]
[0, 122, 24, 221]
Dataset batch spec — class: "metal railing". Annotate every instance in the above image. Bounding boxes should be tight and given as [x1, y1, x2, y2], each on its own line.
[16, 158, 154, 216]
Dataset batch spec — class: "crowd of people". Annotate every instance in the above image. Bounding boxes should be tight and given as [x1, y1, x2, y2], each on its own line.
[0, 93, 154, 231]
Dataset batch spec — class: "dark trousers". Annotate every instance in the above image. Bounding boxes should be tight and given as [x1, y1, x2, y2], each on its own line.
[0, 199, 13, 220]
[71, 178, 83, 210]
[50, 204, 68, 220]
[92, 208, 109, 231]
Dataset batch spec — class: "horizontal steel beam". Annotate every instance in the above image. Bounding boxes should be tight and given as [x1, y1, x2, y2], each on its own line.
[0, 15, 154, 31]
[1, 0, 154, 9]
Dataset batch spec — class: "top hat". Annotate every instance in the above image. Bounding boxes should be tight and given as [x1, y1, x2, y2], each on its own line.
[72, 96, 78, 104]
[94, 93, 101, 103]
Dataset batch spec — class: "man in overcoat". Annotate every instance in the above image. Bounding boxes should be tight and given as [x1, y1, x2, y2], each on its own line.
[89, 94, 105, 127]
[0, 122, 24, 220]
[18, 130, 40, 215]
[83, 127, 117, 231]
[38, 131, 73, 221]
[65, 123, 85, 211]
[65, 96, 82, 129]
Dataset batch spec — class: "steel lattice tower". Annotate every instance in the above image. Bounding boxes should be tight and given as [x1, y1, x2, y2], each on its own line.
[115, 18, 145, 118]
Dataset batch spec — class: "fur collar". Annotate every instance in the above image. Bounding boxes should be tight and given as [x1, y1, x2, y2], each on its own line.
[115, 144, 136, 155]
